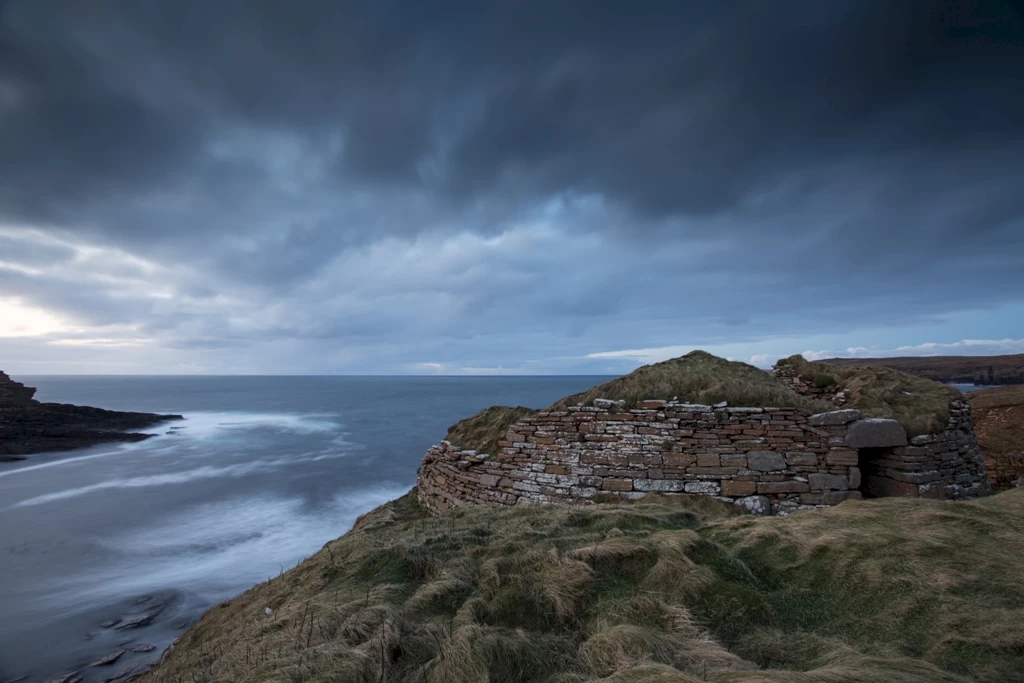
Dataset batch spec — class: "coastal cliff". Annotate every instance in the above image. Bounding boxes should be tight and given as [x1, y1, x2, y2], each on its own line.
[0, 371, 183, 459]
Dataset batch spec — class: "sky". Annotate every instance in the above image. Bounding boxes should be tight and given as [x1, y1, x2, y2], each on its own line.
[1, 0, 1023, 375]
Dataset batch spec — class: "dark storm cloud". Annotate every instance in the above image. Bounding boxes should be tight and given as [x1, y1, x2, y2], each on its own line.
[0, 0, 1022, 372]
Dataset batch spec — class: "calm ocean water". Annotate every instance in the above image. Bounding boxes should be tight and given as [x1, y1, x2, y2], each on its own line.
[0, 375, 607, 683]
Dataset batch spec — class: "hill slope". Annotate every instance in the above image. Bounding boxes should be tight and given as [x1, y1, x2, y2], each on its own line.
[143, 489, 1024, 683]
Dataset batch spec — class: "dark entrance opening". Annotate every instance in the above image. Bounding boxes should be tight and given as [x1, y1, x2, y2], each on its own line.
[857, 447, 888, 498]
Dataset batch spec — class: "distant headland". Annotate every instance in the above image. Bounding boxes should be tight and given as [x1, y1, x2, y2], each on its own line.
[0, 371, 183, 460]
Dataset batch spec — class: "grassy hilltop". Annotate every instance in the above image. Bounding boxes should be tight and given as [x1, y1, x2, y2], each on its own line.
[144, 489, 1024, 683]
[444, 351, 960, 457]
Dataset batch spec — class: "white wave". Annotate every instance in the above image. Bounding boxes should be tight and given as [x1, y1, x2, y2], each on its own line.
[160, 412, 341, 441]
[0, 411, 346, 482]
[46, 485, 409, 605]
[0, 443, 134, 480]
[11, 444, 356, 507]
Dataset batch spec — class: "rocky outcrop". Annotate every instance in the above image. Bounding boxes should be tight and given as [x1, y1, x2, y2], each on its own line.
[0, 371, 182, 459]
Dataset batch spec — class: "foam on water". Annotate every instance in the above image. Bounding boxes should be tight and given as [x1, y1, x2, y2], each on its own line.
[45, 486, 408, 606]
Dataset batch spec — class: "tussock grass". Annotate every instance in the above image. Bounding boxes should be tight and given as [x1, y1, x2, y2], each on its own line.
[144, 489, 1024, 683]
[779, 354, 962, 435]
[551, 351, 827, 412]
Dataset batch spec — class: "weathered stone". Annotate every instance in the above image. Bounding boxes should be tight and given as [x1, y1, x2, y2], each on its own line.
[786, 452, 818, 466]
[734, 495, 771, 516]
[593, 398, 625, 409]
[846, 418, 908, 448]
[757, 481, 809, 494]
[721, 480, 756, 496]
[634, 478, 686, 492]
[808, 409, 863, 426]
[636, 400, 667, 410]
[747, 451, 787, 472]
[601, 478, 633, 491]
[826, 449, 859, 466]
[809, 473, 849, 491]
[684, 481, 721, 494]
[90, 650, 126, 667]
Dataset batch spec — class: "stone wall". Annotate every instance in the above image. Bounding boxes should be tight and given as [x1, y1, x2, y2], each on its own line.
[417, 395, 993, 516]
[772, 363, 848, 406]
[857, 398, 991, 499]
[418, 401, 868, 516]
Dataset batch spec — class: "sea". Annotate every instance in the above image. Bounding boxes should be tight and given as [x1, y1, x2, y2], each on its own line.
[0, 375, 607, 683]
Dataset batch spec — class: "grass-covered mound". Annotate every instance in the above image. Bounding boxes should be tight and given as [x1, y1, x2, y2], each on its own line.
[444, 406, 538, 456]
[778, 355, 963, 436]
[444, 352, 828, 455]
[143, 488, 1024, 683]
[551, 351, 828, 412]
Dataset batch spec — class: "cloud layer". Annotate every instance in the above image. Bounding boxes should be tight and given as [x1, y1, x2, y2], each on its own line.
[1, 1, 1022, 373]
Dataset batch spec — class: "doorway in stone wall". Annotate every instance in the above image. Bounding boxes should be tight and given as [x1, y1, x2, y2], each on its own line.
[857, 447, 887, 498]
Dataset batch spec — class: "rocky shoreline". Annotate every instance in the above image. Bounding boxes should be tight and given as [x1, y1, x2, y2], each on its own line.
[0, 371, 182, 459]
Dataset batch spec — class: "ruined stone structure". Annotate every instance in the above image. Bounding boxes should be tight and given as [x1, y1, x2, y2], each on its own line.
[416, 396, 991, 516]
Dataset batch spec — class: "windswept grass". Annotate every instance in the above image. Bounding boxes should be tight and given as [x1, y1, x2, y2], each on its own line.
[144, 488, 1024, 683]
[551, 351, 828, 412]
[444, 405, 538, 456]
[778, 355, 962, 435]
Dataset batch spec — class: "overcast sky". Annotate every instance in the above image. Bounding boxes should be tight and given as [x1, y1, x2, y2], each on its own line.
[1, 0, 1023, 375]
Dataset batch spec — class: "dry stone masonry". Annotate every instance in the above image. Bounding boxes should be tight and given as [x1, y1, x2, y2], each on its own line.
[417, 395, 992, 516]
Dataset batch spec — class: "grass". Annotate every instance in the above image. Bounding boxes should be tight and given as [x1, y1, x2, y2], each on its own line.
[778, 355, 963, 436]
[551, 351, 828, 412]
[442, 352, 828, 456]
[143, 488, 1024, 683]
[444, 406, 538, 456]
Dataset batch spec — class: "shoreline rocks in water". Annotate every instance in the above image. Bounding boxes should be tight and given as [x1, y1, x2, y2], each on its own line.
[0, 371, 183, 457]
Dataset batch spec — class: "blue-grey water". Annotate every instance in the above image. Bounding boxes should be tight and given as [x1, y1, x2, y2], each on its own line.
[0, 376, 606, 683]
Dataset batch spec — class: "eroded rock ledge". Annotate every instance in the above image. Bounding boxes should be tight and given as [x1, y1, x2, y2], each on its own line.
[0, 371, 182, 459]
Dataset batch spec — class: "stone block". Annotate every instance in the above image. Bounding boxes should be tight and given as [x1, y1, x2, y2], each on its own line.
[721, 454, 748, 467]
[757, 480, 809, 494]
[602, 478, 633, 491]
[849, 466, 861, 489]
[734, 495, 771, 516]
[545, 465, 569, 475]
[786, 452, 818, 466]
[887, 469, 940, 484]
[747, 451, 787, 472]
[808, 409, 863, 426]
[697, 454, 721, 467]
[846, 419, 908, 448]
[826, 450, 859, 466]
[478, 474, 500, 487]
[684, 481, 721, 494]
[809, 473, 849, 491]
[721, 480, 757, 496]
[636, 400, 667, 410]
[634, 478, 686, 492]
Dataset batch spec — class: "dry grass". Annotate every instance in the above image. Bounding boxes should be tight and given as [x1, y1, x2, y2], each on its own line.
[143, 488, 1024, 683]
[551, 351, 828, 412]
[778, 355, 962, 436]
